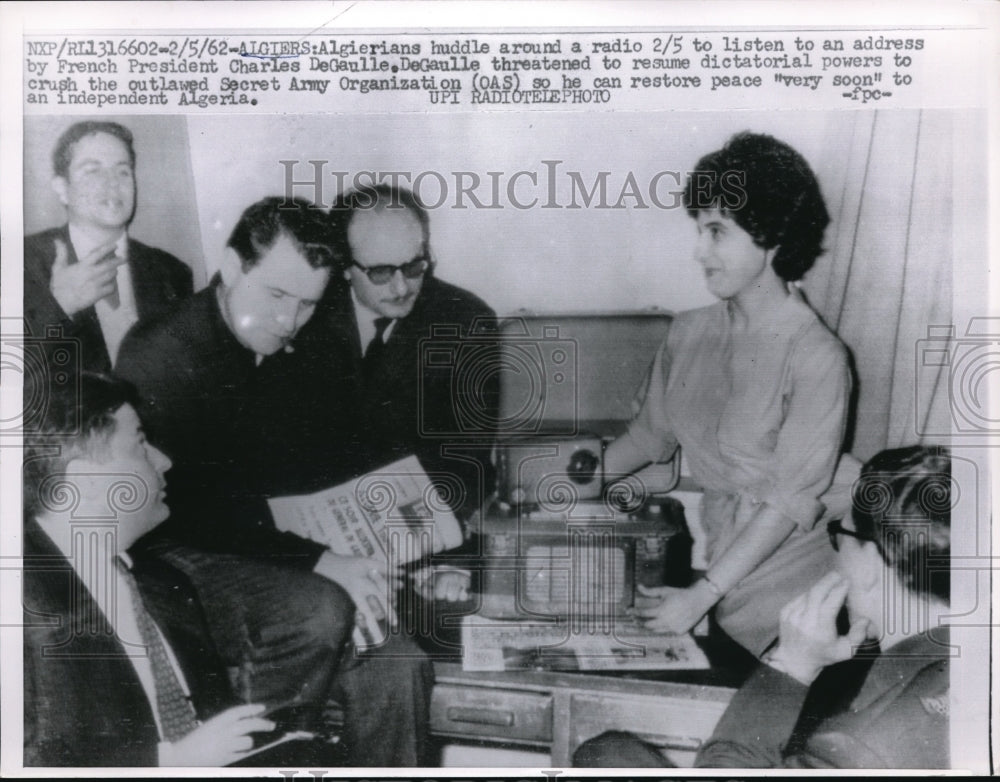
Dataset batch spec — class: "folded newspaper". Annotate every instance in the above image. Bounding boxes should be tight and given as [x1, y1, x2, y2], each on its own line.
[267, 455, 464, 647]
[268, 455, 464, 562]
[461, 615, 710, 672]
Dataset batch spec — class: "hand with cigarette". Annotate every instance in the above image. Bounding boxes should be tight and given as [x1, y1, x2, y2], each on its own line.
[158, 703, 275, 766]
[49, 237, 124, 315]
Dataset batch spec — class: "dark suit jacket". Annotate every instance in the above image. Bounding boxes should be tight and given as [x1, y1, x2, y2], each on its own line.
[695, 631, 950, 768]
[24, 225, 193, 372]
[306, 274, 500, 523]
[22, 517, 232, 767]
[115, 285, 358, 567]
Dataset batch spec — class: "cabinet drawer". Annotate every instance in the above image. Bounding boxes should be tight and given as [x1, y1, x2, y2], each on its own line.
[570, 691, 730, 756]
[431, 684, 553, 742]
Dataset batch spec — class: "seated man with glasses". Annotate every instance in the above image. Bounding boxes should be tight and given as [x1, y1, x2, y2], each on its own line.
[306, 184, 500, 602]
[575, 445, 952, 769]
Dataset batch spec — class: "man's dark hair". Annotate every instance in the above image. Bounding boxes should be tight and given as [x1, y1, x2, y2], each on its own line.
[851, 445, 951, 603]
[52, 121, 136, 179]
[23, 372, 140, 519]
[333, 184, 431, 269]
[227, 196, 341, 272]
[683, 131, 830, 282]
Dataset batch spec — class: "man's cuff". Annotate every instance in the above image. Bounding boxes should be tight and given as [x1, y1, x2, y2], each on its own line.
[765, 648, 825, 687]
[714, 662, 810, 741]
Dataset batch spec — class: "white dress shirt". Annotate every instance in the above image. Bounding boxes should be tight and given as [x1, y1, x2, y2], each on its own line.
[42, 524, 192, 746]
[68, 226, 139, 366]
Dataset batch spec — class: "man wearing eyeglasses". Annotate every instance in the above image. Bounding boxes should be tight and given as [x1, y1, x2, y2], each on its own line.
[316, 184, 499, 533]
[575, 445, 951, 769]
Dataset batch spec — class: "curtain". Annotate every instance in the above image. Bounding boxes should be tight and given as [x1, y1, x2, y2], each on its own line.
[802, 110, 958, 461]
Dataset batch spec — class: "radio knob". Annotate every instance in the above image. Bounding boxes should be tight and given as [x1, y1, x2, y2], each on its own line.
[566, 448, 599, 485]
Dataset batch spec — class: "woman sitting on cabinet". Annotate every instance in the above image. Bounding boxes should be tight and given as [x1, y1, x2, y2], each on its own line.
[604, 131, 851, 657]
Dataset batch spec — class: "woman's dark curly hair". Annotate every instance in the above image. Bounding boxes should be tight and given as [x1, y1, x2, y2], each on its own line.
[683, 131, 830, 282]
[851, 445, 951, 603]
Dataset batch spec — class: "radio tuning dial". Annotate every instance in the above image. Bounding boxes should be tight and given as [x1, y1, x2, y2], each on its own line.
[566, 448, 600, 485]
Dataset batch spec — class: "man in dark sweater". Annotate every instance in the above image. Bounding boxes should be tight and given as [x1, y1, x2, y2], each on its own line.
[116, 196, 432, 766]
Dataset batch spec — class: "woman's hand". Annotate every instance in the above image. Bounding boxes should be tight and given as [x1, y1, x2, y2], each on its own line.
[633, 581, 718, 635]
[159, 704, 275, 766]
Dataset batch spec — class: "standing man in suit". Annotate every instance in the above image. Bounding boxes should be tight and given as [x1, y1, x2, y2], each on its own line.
[23, 372, 278, 766]
[116, 196, 433, 766]
[24, 121, 193, 372]
[321, 183, 499, 527]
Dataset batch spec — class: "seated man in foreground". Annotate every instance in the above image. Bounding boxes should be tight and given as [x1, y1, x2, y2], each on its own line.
[575, 445, 951, 769]
[23, 373, 280, 766]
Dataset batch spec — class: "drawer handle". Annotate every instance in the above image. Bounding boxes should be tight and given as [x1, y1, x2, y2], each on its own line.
[446, 706, 515, 727]
[634, 733, 702, 752]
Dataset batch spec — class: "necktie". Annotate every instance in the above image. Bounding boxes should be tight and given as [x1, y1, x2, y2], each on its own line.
[115, 557, 199, 742]
[363, 317, 392, 382]
[99, 249, 122, 310]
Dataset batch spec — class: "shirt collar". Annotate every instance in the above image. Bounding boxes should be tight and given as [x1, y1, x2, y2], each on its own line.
[350, 287, 397, 345]
[725, 283, 812, 335]
[350, 287, 388, 324]
[67, 224, 128, 263]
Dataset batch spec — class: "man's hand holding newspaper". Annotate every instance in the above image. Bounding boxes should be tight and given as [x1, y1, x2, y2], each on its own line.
[268, 455, 464, 649]
[313, 552, 404, 645]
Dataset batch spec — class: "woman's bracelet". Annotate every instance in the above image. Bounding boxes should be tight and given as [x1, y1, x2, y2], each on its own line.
[701, 573, 725, 599]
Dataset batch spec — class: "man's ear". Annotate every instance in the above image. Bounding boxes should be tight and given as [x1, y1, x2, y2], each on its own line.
[52, 176, 69, 207]
[220, 248, 244, 286]
[58, 454, 99, 503]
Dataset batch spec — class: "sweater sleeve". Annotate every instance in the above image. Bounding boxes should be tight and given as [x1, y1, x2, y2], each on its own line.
[695, 662, 811, 768]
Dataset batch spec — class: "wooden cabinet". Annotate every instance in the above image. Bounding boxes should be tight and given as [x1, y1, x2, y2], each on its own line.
[430, 662, 735, 766]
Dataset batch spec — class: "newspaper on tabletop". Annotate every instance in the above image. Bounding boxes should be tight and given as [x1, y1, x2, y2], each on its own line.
[462, 614, 710, 673]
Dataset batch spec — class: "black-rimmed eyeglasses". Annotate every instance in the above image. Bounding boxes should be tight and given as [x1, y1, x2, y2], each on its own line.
[350, 255, 431, 285]
[826, 518, 873, 552]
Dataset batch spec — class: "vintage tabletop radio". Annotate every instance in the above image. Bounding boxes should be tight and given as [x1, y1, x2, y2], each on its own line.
[477, 312, 691, 621]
